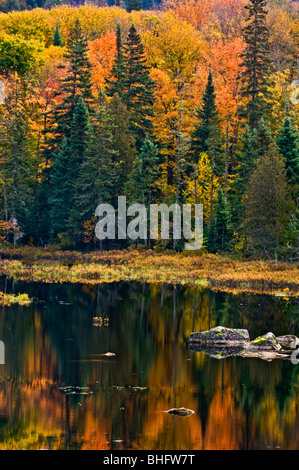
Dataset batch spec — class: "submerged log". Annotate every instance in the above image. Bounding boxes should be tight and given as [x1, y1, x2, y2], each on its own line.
[188, 327, 299, 361]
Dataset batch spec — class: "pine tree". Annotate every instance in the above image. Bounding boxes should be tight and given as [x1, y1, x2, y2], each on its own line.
[53, 20, 63, 47]
[51, 19, 93, 146]
[106, 24, 126, 99]
[126, 0, 142, 12]
[49, 95, 94, 241]
[192, 71, 223, 176]
[49, 137, 73, 238]
[208, 187, 232, 253]
[125, 136, 159, 248]
[123, 24, 156, 149]
[240, 0, 272, 132]
[126, 136, 159, 205]
[40, 20, 93, 243]
[277, 116, 299, 188]
[0, 85, 38, 244]
[191, 71, 219, 160]
[191, 71, 224, 235]
[255, 117, 274, 157]
[230, 125, 258, 234]
[232, 125, 258, 197]
[73, 93, 120, 246]
[244, 144, 293, 259]
[108, 93, 137, 192]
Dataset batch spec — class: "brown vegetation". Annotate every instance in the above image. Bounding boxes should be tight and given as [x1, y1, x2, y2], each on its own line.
[0, 246, 297, 296]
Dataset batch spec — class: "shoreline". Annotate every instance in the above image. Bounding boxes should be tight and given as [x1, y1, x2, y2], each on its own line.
[0, 247, 298, 297]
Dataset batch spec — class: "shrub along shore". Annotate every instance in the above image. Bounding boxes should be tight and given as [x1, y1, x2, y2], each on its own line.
[0, 246, 298, 297]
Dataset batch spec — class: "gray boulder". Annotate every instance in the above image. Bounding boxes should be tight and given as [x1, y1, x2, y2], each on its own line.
[249, 332, 281, 351]
[276, 335, 299, 349]
[188, 327, 299, 361]
[189, 326, 250, 345]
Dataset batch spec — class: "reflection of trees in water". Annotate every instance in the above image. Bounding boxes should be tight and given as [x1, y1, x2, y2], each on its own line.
[0, 280, 298, 449]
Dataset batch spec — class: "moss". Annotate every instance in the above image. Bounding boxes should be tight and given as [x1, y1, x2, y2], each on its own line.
[251, 336, 266, 345]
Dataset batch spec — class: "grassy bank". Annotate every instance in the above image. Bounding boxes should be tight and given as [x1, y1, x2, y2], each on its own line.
[0, 246, 298, 297]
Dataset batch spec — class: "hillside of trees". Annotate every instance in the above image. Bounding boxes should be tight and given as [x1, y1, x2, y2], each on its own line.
[0, 0, 298, 260]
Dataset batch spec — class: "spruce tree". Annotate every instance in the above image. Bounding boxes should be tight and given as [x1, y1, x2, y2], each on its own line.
[255, 117, 274, 157]
[230, 118, 274, 243]
[40, 20, 93, 243]
[123, 24, 156, 149]
[106, 24, 126, 99]
[125, 136, 159, 247]
[240, 0, 272, 132]
[230, 125, 258, 234]
[52, 19, 93, 145]
[232, 125, 258, 198]
[0, 89, 37, 244]
[192, 72, 223, 230]
[191, 71, 219, 160]
[244, 144, 293, 258]
[49, 137, 73, 238]
[53, 20, 63, 47]
[208, 187, 232, 253]
[108, 93, 137, 192]
[277, 116, 299, 188]
[126, 136, 159, 205]
[50, 95, 94, 240]
[126, 0, 142, 12]
[73, 93, 120, 246]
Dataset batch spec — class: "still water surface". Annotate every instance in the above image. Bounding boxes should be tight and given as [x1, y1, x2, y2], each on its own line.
[0, 278, 299, 450]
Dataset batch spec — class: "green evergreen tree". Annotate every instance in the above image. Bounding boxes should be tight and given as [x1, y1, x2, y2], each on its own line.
[230, 118, 274, 246]
[125, 136, 159, 247]
[255, 117, 274, 157]
[230, 125, 258, 234]
[191, 71, 219, 161]
[232, 125, 258, 197]
[49, 137, 73, 238]
[40, 20, 93, 243]
[108, 93, 137, 192]
[208, 187, 232, 253]
[126, 0, 142, 12]
[123, 24, 156, 149]
[106, 24, 126, 99]
[53, 20, 63, 47]
[126, 136, 159, 205]
[52, 19, 93, 145]
[73, 93, 120, 246]
[277, 116, 299, 188]
[49, 95, 94, 240]
[0, 89, 38, 244]
[244, 144, 293, 259]
[240, 0, 272, 131]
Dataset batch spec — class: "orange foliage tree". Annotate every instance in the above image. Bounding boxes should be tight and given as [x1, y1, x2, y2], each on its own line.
[88, 30, 117, 95]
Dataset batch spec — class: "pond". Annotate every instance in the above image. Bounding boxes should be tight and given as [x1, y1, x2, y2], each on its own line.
[0, 278, 298, 450]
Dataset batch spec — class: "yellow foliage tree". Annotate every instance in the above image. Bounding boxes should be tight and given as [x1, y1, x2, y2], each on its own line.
[186, 152, 220, 225]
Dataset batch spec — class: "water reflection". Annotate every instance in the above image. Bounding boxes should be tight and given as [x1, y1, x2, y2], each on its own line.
[0, 279, 298, 449]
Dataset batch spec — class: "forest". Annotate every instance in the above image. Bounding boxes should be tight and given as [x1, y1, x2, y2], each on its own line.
[0, 0, 298, 261]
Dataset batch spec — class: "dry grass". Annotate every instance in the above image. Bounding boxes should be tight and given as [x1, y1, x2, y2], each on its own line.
[0, 246, 298, 296]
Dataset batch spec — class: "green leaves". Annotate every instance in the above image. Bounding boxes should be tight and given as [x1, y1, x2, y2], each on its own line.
[0, 33, 42, 76]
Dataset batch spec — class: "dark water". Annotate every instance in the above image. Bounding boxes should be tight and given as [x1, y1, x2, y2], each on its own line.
[0, 278, 299, 450]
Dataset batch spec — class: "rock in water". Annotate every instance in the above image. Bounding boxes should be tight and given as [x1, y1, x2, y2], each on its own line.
[164, 407, 195, 417]
[276, 335, 299, 349]
[189, 326, 250, 345]
[250, 332, 281, 351]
